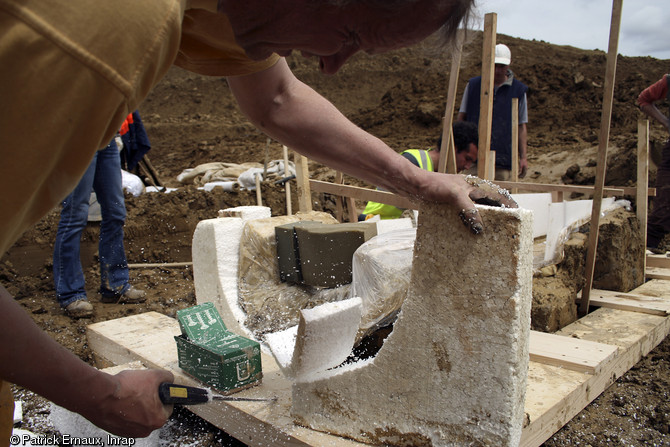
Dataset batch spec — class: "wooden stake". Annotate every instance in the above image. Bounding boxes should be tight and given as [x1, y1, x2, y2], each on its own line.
[255, 172, 262, 206]
[477, 13, 497, 181]
[283, 145, 292, 215]
[346, 197, 358, 223]
[438, 31, 464, 174]
[140, 155, 163, 187]
[294, 153, 312, 212]
[578, 0, 623, 316]
[511, 98, 519, 194]
[128, 262, 192, 269]
[264, 138, 271, 179]
[638, 119, 649, 272]
[334, 172, 345, 222]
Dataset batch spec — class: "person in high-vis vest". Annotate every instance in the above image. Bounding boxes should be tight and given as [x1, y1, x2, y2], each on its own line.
[361, 120, 479, 220]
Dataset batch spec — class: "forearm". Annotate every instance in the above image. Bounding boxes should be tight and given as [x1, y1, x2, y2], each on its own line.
[0, 284, 172, 437]
[640, 104, 670, 132]
[0, 285, 110, 408]
[228, 60, 425, 200]
[518, 123, 528, 160]
[227, 58, 518, 235]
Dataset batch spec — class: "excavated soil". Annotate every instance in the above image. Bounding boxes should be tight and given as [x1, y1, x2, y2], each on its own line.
[3, 32, 670, 446]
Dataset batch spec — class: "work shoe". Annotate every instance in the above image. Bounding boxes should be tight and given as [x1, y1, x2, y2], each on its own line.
[100, 286, 147, 304]
[65, 299, 94, 318]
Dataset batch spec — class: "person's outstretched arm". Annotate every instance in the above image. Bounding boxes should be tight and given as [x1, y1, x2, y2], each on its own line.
[227, 59, 516, 233]
[638, 77, 670, 132]
[0, 285, 174, 437]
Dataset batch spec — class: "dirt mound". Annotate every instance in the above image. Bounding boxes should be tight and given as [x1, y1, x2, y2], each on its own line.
[4, 31, 670, 446]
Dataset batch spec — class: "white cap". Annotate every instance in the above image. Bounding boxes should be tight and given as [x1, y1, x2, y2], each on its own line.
[495, 44, 511, 65]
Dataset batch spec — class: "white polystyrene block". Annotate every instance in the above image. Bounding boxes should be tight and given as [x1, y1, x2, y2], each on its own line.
[192, 217, 252, 338]
[12, 400, 22, 424]
[265, 325, 298, 376]
[375, 217, 413, 234]
[266, 297, 362, 380]
[544, 197, 616, 264]
[511, 192, 552, 238]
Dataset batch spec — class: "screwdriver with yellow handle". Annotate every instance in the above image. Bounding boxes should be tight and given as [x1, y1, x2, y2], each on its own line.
[158, 383, 277, 404]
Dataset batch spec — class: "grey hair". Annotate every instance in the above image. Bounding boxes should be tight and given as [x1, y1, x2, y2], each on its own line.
[322, 0, 476, 47]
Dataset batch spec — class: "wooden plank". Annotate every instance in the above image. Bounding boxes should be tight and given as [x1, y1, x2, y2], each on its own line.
[646, 267, 670, 281]
[88, 304, 670, 447]
[646, 253, 670, 269]
[529, 330, 617, 374]
[477, 13, 496, 180]
[87, 312, 363, 447]
[579, 0, 623, 315]
[310, 180, 416, 210]
[579, 288, 670, 316]
[521, 307, 670, 447]
[493, 180, 625, 196]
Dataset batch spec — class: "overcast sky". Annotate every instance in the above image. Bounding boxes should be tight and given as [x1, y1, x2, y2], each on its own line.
[474, 0, 670, 60]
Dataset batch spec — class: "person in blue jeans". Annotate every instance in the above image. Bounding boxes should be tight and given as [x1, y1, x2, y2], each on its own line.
[53, 139, 145, 318]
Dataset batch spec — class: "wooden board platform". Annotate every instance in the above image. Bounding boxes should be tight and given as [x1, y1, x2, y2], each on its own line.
[87, 279, 670, 447]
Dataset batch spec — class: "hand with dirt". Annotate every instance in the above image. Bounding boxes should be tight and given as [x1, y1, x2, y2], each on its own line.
[435, 174, 518, 234]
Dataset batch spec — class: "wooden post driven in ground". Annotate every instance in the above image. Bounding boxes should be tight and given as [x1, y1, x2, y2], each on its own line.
[264, 138, 270, 179]
[255, 173, 262, 206]
[334, 172, 345, 221]
[294, 152, 312, 212]
[282, 145, 292, 215]
[511, 98, 519, 194]
[438, 31, 464, 175]
[477, 13, 497, 181]
[578, 0, 623, 316]
[638, 119, 649, 271]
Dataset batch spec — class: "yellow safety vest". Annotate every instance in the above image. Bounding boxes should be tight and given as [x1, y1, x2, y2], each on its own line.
[362, 150, 433, 219]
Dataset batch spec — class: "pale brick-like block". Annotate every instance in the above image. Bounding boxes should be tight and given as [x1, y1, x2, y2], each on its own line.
[292, 204, 533, 446]
[217, 205, 271, 220]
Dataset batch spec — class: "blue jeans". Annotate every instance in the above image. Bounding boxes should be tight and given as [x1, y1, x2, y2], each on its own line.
[53, 141, 129, 307]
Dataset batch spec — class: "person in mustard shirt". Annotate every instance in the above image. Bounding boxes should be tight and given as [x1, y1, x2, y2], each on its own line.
[0, 0, 517, 439]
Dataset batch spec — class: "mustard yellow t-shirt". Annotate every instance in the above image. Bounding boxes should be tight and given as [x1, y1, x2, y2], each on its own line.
[0, 0, 279, 256]
[178, 8, 280, 76]
[0, 0, 278, 439]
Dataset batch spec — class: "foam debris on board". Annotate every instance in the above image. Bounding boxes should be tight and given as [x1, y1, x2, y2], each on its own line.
[291, 204, 533, 447]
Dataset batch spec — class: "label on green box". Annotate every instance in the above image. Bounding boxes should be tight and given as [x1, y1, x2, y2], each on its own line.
[176, 302, 228, 344]
[175, 303, 262, 393]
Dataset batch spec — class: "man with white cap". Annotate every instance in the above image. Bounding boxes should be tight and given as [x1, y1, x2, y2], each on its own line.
[457, 43, 529, 180]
